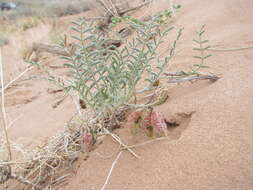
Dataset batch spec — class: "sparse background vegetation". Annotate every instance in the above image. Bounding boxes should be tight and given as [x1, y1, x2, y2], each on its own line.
[0, 0, 93, 19]
[0, 0, 94, 48]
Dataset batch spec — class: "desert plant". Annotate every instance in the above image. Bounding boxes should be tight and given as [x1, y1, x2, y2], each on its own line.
[165, 24, 219, 83]
[109, 4, 181, 28]
[126, 108, 167, 137]
[191, 24, 212, 74]
[153, 4, 181, 24]
[30, 17, 182, 116]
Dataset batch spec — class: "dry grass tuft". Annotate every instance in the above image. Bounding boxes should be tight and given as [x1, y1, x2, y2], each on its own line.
[0, 105, 130, 189]
[0, 115, 84, 189]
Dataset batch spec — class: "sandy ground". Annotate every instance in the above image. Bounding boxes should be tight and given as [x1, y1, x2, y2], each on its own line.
[61, 0, 253, 189]
[1, 0, 253, 189]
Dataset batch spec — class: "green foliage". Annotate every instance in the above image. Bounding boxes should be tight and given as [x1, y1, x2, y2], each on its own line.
[153, 4, 181, 24]
[110, 15, 145, 28]
[110, 5, 181, 27]
[191, 24, 212, 74]
[30, 17, 182, 115]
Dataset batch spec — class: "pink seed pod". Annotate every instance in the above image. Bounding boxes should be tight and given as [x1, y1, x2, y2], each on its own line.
[150, 110, 167, 132]
[139, 109, 152, 130]
[127, 109, 168, 137]
[126, 110, 142, 128]
[83, 133, 93, 145]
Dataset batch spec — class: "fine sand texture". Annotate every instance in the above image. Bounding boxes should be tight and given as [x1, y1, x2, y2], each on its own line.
[1, 0, 253, 189]
[60, 0, 253, 189]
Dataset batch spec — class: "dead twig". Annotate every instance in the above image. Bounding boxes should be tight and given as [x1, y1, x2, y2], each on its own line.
[0, 48, 12, 162]
[118, 0, 154, 15]
[52, 96, 67, 109]
[7, 114, 23, 130]
[0, 66, 33, 93]
[164, 72, 220, 83]
[10, 174, 38, 189]
[208, 46, 253, 52]
[97, 0, 154, 29]
[167, 75, 219, 83]
[0, 160, 29, 166]
[100, 151, 122, 190]
[104, 128, 140, 159]
[96, 0, 117, 17]
[51, 173, 71, 186]
[100, 129, 168, 190]
[164, 71, 188, 77]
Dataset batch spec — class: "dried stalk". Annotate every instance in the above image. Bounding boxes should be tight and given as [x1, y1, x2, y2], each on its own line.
[164, 72, 220, 83]
[10, 174, 38, 189]
[51, 173, 71, 186]
[118, 0, 154, 15]
[101, 151, 122, 190]
[208, 46, 253, 52]
[0, 66, 33, 93]
[0, 48, 12, 161]
[0, 117, 83, 188]
[100, 137, 169, 190]
[7, 114, 23, 130]
[104, 128, 140, 159]
[168, 75, 219, 83]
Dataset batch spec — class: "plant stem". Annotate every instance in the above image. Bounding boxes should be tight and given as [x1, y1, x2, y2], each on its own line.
[0, 48, 12, 161]
[0, 66, 33, 93]
[100, 151, 122, 190]
[208, 46, 253, 52]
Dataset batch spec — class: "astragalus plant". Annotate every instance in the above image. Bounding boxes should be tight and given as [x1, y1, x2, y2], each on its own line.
[31, 17, 182, 117]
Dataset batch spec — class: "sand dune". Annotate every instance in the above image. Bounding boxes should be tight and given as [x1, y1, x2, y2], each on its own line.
[1, 0, 253, 189]
[61, 0, 253, 189]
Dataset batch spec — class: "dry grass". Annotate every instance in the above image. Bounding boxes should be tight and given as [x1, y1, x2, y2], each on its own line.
[0, 0, 93, 19]
[0, 0, 94, 48]
[0, 114, 83, 189]
[0, 105, 132, 189]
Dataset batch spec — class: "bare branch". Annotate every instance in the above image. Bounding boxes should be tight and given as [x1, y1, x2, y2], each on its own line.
[101, 151, 122, 190]
[0, 48, 12, 161]
[164, 72, 220, 83]
[0, 66, 33, 93]
[208, 46, 253, 52]
[104, 128, 140, 159]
